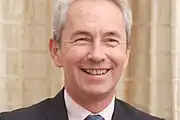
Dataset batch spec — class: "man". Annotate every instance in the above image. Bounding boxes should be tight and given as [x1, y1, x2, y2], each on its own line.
[0, 0, 164, 120]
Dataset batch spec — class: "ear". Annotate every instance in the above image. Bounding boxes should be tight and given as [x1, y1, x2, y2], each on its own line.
[123, 47, 131, 69]
[49, 39, 63, 67]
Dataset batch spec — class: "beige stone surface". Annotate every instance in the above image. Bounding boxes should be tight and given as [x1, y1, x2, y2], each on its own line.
[120, 0, 175, 119]
[6, 78, 22, 110]
[156, 0, 171, 24]
[0, 0, 56, 111]
[171, 0, 180, 119]
[0, 79, 8, 112]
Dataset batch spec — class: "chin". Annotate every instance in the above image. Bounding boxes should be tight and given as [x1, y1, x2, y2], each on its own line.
[84, 86, 112, 96]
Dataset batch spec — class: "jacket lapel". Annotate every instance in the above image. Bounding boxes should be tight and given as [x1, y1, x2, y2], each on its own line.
[112, 99, 132, 120]
[47, 88, 69, 120]
[47, 89, 133, 120]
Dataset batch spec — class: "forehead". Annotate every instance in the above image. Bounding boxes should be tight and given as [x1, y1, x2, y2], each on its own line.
[69, 0, 124, 24]
[62, 0, 126, 38]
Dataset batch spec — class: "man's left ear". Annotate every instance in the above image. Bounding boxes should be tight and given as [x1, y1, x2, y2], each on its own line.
[123, 47, 131, 69]
[49, 39, 63, 67]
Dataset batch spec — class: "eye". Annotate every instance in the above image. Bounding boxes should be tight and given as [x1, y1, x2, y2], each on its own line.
[108, 39, 119, 43]
[105, 38, 120, 47]
[74, 38, 91, 45]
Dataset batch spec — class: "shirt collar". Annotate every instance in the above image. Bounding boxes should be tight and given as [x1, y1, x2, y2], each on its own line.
[64, 89, 115, 120]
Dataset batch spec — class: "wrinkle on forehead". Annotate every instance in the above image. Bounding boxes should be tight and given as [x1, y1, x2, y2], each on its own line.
[67, 0, 123, 22]
[62, 0, 126, 42]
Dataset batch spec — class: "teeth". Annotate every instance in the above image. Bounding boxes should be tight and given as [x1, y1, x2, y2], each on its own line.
[97, 70, 101, 75]
[92, 70, 96, 75]
[101, 70, 106, 74]
[83, 69, 109, 75]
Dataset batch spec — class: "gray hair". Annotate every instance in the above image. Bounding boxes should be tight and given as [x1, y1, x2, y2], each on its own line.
[52, 0, 132, 45]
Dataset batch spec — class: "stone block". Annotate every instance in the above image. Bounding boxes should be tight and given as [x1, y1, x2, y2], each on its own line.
[22, 79, 50, 106]
[155, 26, 171, 52]
[6, 78, 22, 110]
[7, 51, 19, 77]
[157, 0, 171, 25]
[21, 52, 48, 79]
[21, 25, 49, 51]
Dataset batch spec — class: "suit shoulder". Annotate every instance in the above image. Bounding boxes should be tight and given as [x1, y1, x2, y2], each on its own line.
[115, 99, 165, 120]
[0, 98, 52, 120]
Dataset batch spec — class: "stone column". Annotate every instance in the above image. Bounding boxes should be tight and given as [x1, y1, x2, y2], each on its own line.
[149, 0, 172, 119]
[171, 0, 180, 120]
[116, 0, 173, 119]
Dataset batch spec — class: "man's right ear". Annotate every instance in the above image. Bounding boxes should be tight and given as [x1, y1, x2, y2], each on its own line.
[49, 39, 63, 67]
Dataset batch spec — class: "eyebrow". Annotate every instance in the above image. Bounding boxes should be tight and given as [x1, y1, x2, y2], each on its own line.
[70, 30, 122, 39]
[103, 31, 122, 39]
[71, 30, 92, 39]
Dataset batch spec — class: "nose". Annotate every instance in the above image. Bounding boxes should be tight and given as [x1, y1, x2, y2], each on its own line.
[87, 42, 106, 62]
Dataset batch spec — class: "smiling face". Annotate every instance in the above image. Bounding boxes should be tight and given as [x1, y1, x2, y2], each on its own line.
[50, 0, 130, 101]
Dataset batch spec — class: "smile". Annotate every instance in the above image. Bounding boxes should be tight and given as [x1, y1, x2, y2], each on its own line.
[80, 69, 111, 75]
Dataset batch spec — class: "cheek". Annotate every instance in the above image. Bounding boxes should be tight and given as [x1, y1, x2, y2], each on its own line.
[106, 49, 127, 82]
[62, 46, 89, 67]
[108, 48, 127, 68]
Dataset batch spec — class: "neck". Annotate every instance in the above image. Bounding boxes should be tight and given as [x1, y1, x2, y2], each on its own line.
[65, 87, 115, 113]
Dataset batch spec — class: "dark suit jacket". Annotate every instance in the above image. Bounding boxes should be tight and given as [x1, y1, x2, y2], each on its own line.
[0, 88, 164, 120]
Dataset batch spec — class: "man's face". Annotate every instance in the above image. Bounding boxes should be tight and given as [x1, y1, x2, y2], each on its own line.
[51, 0, 130, 97]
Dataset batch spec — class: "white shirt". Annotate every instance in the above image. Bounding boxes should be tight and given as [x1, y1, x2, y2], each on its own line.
[64, 89, 115, 120]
